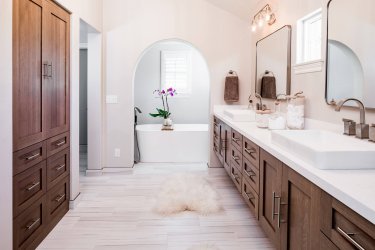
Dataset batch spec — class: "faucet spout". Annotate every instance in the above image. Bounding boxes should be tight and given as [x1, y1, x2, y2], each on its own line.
[335, 98, 366, 124]
[255, 93, 263, 110]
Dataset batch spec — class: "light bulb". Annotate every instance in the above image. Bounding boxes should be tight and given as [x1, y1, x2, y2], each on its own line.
[251, 21, 257, 32]
[265, 13, 271, 22]
[258, 18, 264, 27]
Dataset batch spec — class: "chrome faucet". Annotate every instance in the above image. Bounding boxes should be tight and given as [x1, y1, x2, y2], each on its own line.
[255, 93, 266, 110]
[335, 98, 369, 139]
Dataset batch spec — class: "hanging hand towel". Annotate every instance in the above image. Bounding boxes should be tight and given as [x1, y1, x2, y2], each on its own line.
[224, 70, 239, 102]
[260, 71, 277, 99]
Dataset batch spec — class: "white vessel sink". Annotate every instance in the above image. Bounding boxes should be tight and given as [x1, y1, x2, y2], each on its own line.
[224, 109, 256, 122]
[271, 130, 375, 170]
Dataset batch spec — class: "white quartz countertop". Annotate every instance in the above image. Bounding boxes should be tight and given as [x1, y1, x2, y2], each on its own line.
[214, 107, 375, 225]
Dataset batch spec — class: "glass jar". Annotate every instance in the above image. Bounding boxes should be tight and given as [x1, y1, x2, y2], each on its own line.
[256, 110, 272, 128]
[286, 95, 305, 130]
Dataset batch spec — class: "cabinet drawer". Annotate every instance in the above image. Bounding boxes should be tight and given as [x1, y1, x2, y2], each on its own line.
[230, 146, 242, 172]
[231, 129, 243, 151]
[46, 177, 70, 230]
[13, 161, 47, 217]
[242, 137, 259, 169]
[13, 142, 46, 176]
[321, 192, 375, 250]
[47, 132, 70, 157]
[14, 196, 46, 250]
[320, 232, 339, 250]
[242, 177, 259, 219]
[47, 148, 70, 190]
[230, 165, 242, 193]
[242, 157, 259, 194]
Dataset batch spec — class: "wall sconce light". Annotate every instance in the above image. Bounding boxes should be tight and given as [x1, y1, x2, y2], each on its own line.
[251, 4, 276, 32]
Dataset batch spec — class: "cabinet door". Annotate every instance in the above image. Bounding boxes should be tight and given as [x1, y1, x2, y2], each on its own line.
[43, 1, 70, 138]
[13, 0, 44, 151]
[280, 166, 320, 250]
[259, 149, 283, 248]
[223, 124, 231, 171]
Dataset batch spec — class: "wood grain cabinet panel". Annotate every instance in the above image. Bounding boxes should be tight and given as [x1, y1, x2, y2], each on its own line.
[242, 137, 259, 169]
[280, 166, 321, 250]
[46, 177, 70, 230]
[46, 148, 70, 189]
[242, 157, 260, 194]
[13, 0, 44, 151]
[242, 177, 259, 219]
[231, 129, 243, 151]
[13, 161, 47, 217]
[230, 165, 242, 193]
[259, 149, 283, 248]
[13, 142, 46, 176]
[43, 1, 70, 138]
[230, 146, 242, 173]
[46, 132, 70, 157]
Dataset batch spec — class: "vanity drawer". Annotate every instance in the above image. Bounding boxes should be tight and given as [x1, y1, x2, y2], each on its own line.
[231, 129, 243, 151]
[242, 137, 259, 169]
[47, 132, 70, 157]
[230, 165, 242, 193]
[321, 192, 375, 250]
[47, 148, 70, 190]
[242, 177, 259, 219]
[14, 196, 46, 250]
[13, 142, 47, 176]
[13, 161, 47, 217]
[242, 157, 260, 194]
[46, 177, 70, 229]
[320, 232, 339, 250]
[230, 146, 242, 172]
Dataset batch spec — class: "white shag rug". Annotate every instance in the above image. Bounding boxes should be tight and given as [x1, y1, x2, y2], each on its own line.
[154, 173, 221, 215]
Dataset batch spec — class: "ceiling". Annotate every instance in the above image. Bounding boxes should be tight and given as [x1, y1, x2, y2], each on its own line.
[204, 0, 260, 21]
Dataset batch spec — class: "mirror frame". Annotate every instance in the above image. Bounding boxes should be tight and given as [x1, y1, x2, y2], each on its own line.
[255, 25, 292, 99]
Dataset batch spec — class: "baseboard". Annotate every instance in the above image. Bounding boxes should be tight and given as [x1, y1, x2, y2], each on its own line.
[102, 167, 134, 173]
[69, 192, 82, 209]
[85, 169, 103, 176]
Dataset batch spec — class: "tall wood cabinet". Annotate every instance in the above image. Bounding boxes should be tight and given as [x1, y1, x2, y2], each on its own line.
[13, 0, 70, 249]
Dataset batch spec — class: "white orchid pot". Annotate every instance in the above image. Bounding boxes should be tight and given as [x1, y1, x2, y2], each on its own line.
[163, 118, 173, 126]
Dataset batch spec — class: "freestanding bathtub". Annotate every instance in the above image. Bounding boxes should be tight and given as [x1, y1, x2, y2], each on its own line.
[136, 124, 209, 163]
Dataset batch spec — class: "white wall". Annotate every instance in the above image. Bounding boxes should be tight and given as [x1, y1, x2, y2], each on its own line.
[250, 0, 375, 125]
[135, 41, 210, 125]
[0, 0, 13, 248]
[103, 0, 252, 168]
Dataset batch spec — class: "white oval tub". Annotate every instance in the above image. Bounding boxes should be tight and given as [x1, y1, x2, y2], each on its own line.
[136, 124, 209, 163]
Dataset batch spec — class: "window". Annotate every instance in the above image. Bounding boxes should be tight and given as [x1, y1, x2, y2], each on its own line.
[161, 50, 192, 96]
[297, 9, 322, 64]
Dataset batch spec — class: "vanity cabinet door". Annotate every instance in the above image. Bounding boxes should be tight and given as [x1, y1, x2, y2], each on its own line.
[280, 166, 321, 250]
[259, 149, 283, 248]
[223, 124, 231, 173]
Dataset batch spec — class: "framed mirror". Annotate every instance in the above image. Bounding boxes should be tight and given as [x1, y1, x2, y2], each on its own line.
[326, 0, 375, 108]
[256, 25, 291, 100]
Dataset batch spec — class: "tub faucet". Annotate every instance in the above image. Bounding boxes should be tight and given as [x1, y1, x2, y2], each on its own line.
[335, 98, 369, 139]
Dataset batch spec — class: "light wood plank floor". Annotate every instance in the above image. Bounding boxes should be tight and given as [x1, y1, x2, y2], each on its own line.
[38, 163, 274, 250]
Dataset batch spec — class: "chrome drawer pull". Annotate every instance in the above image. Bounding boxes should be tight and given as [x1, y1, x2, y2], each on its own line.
[244, 148, 256, 155]
[245, 192, 255, 201]
[55, 194, 66, 202]
[56, 140, 66, 147]
[26, 218, 40, 230]
[232, 156, 240, 161]
[244, 169, 256, 178]
[26, 152, 40, 161]
[26, 182, 40, 191]
[232, 137, 240, 142]
[233, 174, 240, 184]
[55, 164, 66, 171]
[337, 227, 365, 250]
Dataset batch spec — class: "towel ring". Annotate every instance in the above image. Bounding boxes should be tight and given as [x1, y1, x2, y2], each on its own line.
[263, 70, 274, 77]
[227, 70, 238, 77]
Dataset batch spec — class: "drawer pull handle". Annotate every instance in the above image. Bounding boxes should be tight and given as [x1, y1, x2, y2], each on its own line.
[26, 218, 40, 230]
[244, 169, 256, 179]
[55, 194, 66, 202]
[55, 164, 66, 171]
[56, 140, 66, 147]
[232, 173, 241, 184]
[337, 227, 365, 250]
[232, 156, 240, 162]
[245, 192, 255, 201]
[26, 182, 40, 191]
[232, 137, 240, 142]
[244, 148, 256, 155]
[26, 152, 40, 161]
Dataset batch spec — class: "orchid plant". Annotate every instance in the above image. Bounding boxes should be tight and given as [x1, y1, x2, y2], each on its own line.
[150, 87, 177, 119]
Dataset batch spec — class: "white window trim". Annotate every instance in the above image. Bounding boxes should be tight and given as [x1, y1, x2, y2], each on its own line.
[296, 8, 323, 65]
[160, 50, 192, 98]
[293, 59, 324, 75]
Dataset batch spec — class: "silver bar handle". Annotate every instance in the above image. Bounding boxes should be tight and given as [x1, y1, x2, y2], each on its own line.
[244, 148, 256, 155]
[245, 192, 255, 201]
[337, 227, 365, 250]
[232, 137, 240, 142]
[26, 152, 40, 161]
[55, 164, 66, 171]
[48, 62, 53, 78]
[26, 182, 40, 191]
[56, 140, 66, 147]
[26, 218, 40, 230]
[55, 194, 66, 202]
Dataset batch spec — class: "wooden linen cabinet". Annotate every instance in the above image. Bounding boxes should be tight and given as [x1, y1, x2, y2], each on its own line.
[13, 0, 70, 249]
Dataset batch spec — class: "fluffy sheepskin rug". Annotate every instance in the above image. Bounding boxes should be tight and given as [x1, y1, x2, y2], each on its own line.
[187, 244, 220, 250]
[154, 173, 221, 215]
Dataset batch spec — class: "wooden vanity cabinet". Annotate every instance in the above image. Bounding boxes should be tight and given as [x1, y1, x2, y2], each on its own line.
[213, 117, 231, 174]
